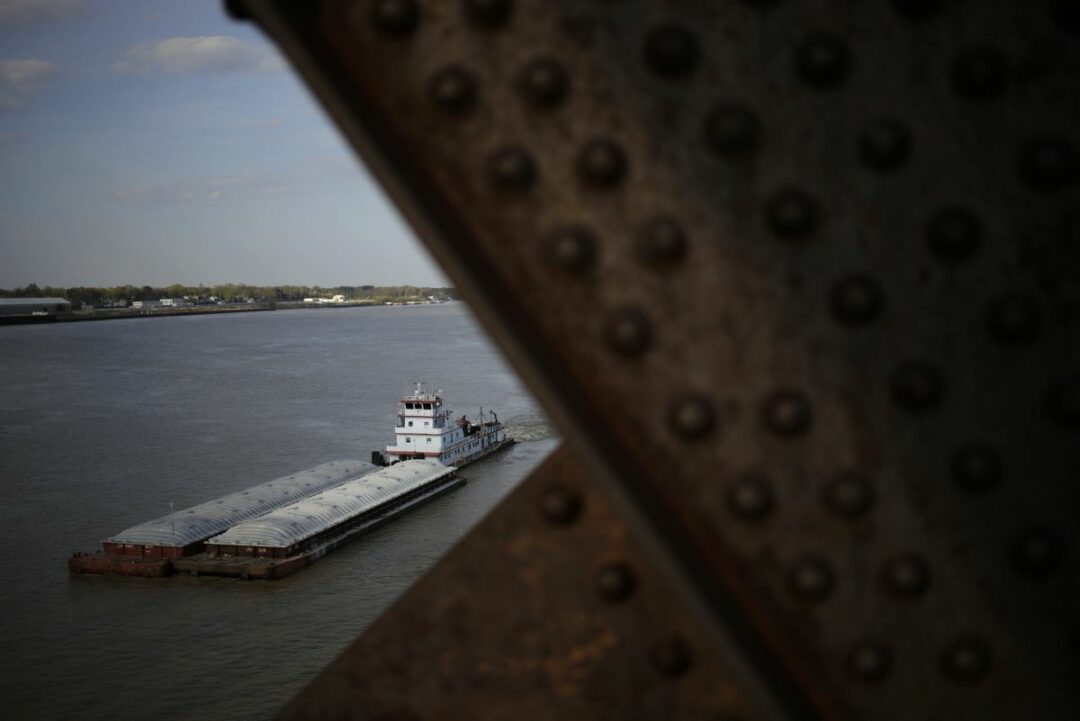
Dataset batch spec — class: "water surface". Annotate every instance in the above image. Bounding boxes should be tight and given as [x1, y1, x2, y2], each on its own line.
[0, 303, 555, 721]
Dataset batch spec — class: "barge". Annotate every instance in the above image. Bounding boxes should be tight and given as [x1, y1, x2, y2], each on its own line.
[173, 460, 461, 579]
[69, 387, 510, 580]
[372, 383, 514, 467]
[69, 460, 376, 577]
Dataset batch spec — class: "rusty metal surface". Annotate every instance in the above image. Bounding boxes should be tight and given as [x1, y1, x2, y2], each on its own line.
[276, 448, 775, 721]
[235, 1, 1079, 719]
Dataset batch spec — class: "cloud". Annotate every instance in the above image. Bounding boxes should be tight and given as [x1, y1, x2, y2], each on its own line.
[0, 57, 54, 85]
[113, 172, 296, 204]
[111, 157, 361, 205]
[113, 36, 283, 76]
[0, 57, 56, 107]
[0, 0, 82, 27]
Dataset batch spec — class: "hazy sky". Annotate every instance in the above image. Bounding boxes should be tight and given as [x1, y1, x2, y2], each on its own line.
[0, 0, 445, 288]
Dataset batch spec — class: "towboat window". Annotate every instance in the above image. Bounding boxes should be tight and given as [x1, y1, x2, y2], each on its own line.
[405, 437, 411, 443]
[405, 402, 413, 409]
[426, 438, 431, 444]
[423, 403, 432, 409]
[407, 421, 413, 427]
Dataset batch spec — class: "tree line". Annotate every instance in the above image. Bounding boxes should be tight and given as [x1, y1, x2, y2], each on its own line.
[1, 283, 457, 308]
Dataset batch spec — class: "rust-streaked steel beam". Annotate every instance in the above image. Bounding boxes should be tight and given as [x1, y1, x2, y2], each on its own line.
[277, 448, 780, 721]
[231, 1, 1079, 719]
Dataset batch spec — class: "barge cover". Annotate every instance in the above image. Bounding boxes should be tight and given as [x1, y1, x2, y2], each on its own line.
[105, 459, 376, 551]
[206, 459, 453, 552]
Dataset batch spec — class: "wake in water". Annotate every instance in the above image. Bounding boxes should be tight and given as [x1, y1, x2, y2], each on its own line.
[503, 413, 557, 442]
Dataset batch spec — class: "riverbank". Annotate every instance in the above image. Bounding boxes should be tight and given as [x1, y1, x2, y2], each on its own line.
[46, 300, 454, 323]
[57, 304, 275, 322]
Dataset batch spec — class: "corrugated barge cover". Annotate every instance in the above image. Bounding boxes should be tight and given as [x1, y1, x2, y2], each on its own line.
[107, 460, 376, 547]
[208, 459, 453, 549]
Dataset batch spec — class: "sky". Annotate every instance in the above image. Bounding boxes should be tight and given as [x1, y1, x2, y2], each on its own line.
[0, 0, 446, 288]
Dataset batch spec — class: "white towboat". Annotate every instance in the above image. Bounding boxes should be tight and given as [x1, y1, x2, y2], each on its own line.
[372, 383, 513, 467]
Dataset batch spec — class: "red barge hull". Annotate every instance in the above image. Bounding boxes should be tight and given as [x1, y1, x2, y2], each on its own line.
[69, 552, 173, 578]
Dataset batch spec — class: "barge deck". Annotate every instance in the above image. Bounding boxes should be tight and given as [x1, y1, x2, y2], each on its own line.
[174, 459, 461, 580]
[69, 459, 376, 577]
[175, 472, 464, 579]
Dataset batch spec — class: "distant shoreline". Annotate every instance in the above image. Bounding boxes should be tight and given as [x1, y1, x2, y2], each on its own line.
[38, 300, 453, 324]
[54, 304, 275, 323]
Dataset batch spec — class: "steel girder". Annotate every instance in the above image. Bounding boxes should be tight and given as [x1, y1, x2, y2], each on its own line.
[228, 2, 1079, 719]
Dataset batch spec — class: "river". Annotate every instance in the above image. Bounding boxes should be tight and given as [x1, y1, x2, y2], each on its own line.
[0, 302, 556, 721]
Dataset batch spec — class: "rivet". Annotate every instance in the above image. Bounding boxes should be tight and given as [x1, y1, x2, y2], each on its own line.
[822, 472, 874, 518]
[667, 394, 717, 439]
[787, 556, 834, 602]
[941, 636, 992, 685]
[829, 274, 884, 325]
[1018, 136, 1079, 193]
[704, 103, 761, 158]
[892, 0, 944, 20]
[643, 24, 699, 77]
[488, 146, 536, 193]
[794, 32, 851, 89]
[595, 562, 636, 602]
[857, 118, 911, 172]
[880, 553, 931, 598]
[726, 473, 774, 521]
[603, 307, 652, 357]
[1044, 376, 1080, 428]
[925, 205, 983, 262]
[650, 637, 694, 677]
[518, 57, 568, 108]
[636, 216, 687, 267]
[539, 484, 582, 526]
[846, 641, 893, 682]
[951, 444, 1001, 492]
[463, 0, 513, 28]
[577, 139, 628, 188]
[544, 226, 597, 274]
[985, 291, 1043, 344]
[428, 65, 476, 113]
[761, 389, 812, 437]
[950, 46, 1008, 102]
[1011, 527, 1064, 579]
[764, 186, 820, 240]
[889, 361, 943, 412]
[372, 0, 420, 37]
